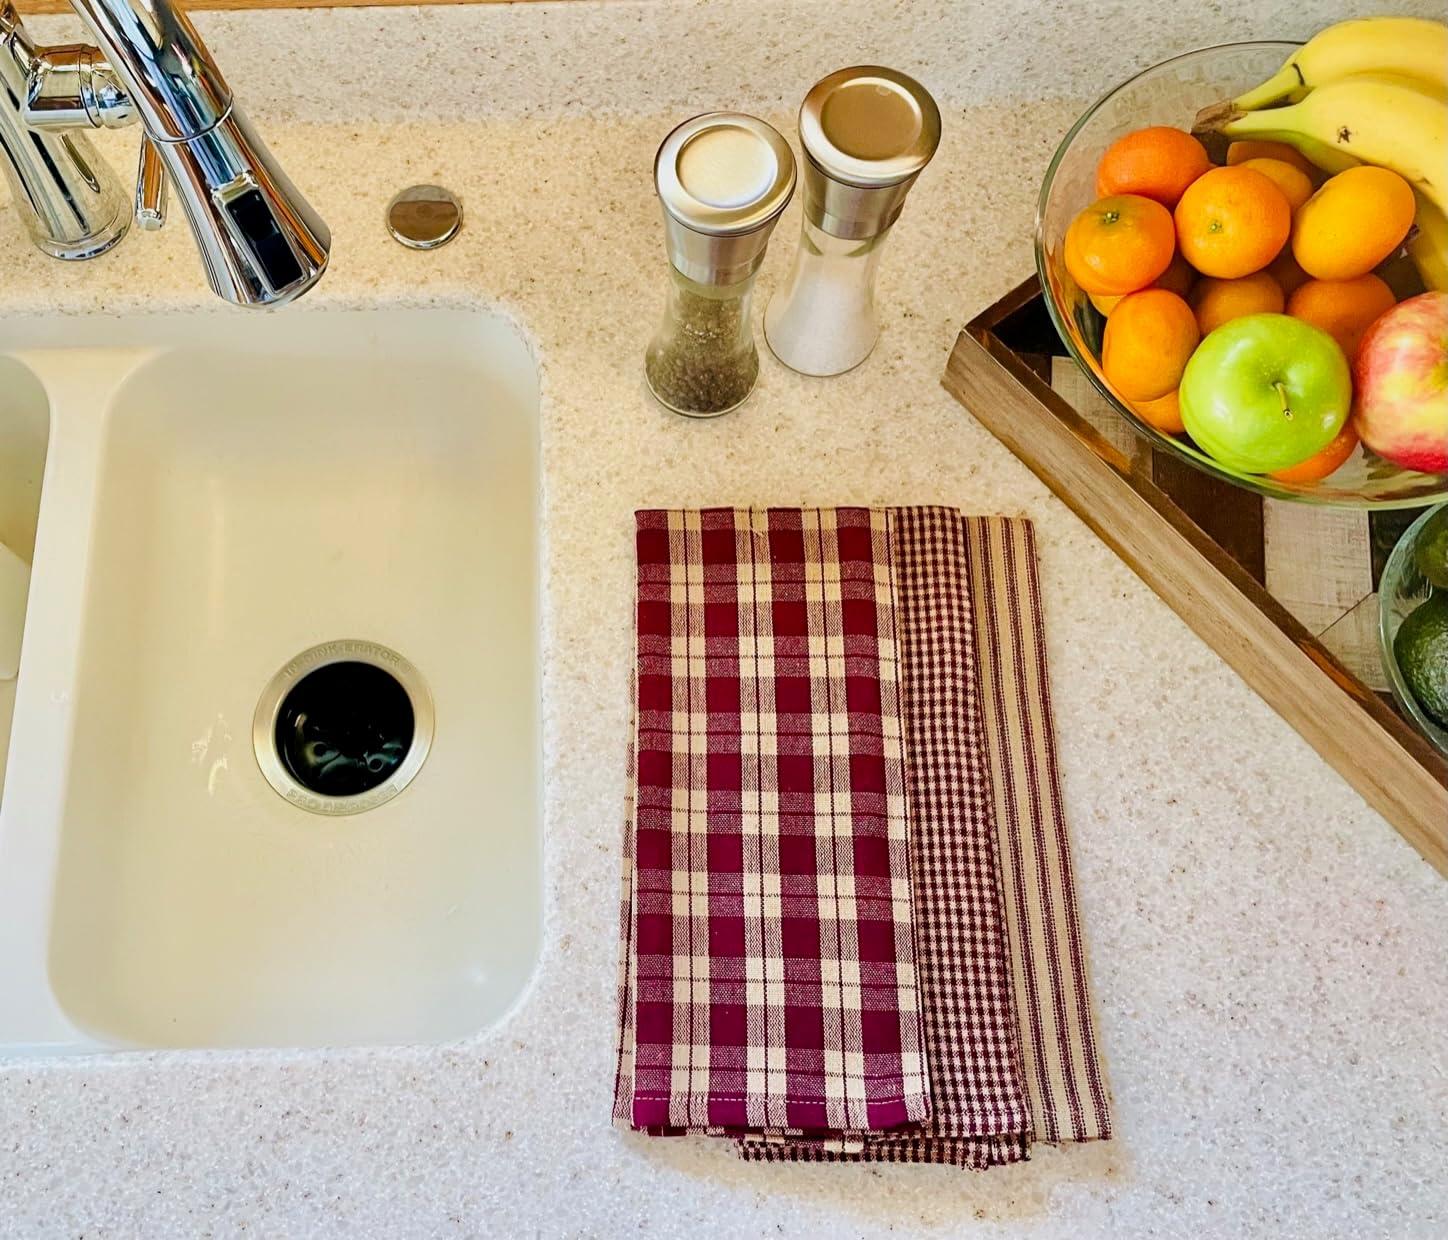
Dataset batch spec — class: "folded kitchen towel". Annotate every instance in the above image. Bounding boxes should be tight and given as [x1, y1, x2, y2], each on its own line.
[737, 515, 1113, 1165]
[613, 508, 1111, 1166]
[613, 507, 931, 1133]
[963, 516, 1112, 1146]
[737, 507, 1032, 1167]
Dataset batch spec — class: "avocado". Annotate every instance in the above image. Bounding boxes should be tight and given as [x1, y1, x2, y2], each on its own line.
[1415, 507, 1448, 592]
[1395, 593, 1448, 729]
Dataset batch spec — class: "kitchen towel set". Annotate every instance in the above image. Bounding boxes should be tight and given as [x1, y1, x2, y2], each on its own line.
[613, 507, 1111, 1168]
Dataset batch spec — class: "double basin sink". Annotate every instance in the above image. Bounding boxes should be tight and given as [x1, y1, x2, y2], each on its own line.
[0, 308, 543, 1055]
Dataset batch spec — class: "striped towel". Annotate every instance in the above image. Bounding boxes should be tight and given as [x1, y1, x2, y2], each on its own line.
[614, 509, 1111, 1164]
[965, 516, 1112, 1145]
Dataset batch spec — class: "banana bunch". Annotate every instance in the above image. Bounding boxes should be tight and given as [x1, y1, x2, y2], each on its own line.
[1232, 17, 1447, 109]
[1201, 16, 1448, 289]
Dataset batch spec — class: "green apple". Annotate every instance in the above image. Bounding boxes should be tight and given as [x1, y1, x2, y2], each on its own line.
[1180, 314, 1351, 475]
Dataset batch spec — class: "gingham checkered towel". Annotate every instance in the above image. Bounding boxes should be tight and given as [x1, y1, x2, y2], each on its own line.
[613, 508, 1111, 1162]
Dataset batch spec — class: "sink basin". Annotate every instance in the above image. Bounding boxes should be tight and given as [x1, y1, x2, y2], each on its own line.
[0, 357, 50, 803]
[0, 309, 543, 1054]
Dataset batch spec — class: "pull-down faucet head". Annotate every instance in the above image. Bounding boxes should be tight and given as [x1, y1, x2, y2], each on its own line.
[0, 0, 328, 307]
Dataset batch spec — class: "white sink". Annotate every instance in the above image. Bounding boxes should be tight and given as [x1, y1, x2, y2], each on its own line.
[0, 357, 50, 802]
[0, 309, 543, 1054]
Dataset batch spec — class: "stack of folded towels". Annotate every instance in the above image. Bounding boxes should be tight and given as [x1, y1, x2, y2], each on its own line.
[613, 507, 1111, 1168]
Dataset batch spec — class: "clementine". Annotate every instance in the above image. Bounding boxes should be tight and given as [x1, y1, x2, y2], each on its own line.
[1189, 271, 1285, 336]
[1102, 289, 1200, 402]
[1292, 166, 1416, 280]
[1268, 422, 1360, 483]
[1132, 388, 1186, 434]
[1064, 194, 1177, 296]
[1266, 247, 1310, 297]
[1286, 274, 1397, 361]
[1096, 126, 1211, 208]
[1091, 252, 1196, 317]
[1236, 157, 1314, 212]
[1226, 140, 1318, 179]
[1175, 167, 1291, 279]
[1153, 252, 1197, 299]
[1089, 291, 1123, 317]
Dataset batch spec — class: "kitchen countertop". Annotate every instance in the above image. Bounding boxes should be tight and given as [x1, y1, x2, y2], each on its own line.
[3, 2, 1446, 1236]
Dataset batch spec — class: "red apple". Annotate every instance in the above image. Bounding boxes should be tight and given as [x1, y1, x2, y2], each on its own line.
[1352, 291, 1448, 474]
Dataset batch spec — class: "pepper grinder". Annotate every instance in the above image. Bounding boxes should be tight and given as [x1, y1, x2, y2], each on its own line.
[765, 67, 942, 377]
[645, 113, 796, 417]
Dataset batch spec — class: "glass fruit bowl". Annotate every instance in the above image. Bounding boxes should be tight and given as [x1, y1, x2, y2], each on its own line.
[1379, 503, 1448, 757]
[1036, 42, 1448, 509]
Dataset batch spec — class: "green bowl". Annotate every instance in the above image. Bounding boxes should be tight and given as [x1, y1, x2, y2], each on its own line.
[1379, 503, 1448, 757]
[1035, 42, 1448, 510]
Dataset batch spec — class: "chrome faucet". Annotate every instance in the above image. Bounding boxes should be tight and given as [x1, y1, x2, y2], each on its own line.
[0, 0, 327, 306]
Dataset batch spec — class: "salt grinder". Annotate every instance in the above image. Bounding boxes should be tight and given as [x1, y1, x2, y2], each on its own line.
[765, 67, 942, 377]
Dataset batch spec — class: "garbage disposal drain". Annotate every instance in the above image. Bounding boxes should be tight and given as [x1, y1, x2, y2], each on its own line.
[254, 641, 434, 815]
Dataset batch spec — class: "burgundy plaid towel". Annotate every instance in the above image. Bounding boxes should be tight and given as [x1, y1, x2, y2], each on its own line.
[615, 508, 931, 1132]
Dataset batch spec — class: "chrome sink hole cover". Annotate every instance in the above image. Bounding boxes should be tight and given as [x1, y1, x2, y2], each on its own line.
[253, 640, 434, 815]
[386, 184, 463, 250]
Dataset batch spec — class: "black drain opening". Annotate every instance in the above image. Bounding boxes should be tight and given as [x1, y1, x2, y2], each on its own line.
[274, 661, 416, 798]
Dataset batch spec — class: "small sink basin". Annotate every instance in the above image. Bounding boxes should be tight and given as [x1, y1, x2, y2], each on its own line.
[0, 357, 50, 803]
[0, 308, 543, 1054]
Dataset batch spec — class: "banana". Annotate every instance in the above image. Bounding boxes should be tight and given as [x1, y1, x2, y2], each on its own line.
[1409, 194, 1448, 291]
[1282, 134, 1360, 176]
[1233, 17, 1448, 110]
[1217, 74, 1448, 214]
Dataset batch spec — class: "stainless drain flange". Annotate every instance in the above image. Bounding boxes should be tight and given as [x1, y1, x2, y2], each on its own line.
[253, 640, 434, 816]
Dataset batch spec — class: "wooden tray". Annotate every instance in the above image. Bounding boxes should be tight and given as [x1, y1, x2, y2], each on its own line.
[945, 277, 1448, 877]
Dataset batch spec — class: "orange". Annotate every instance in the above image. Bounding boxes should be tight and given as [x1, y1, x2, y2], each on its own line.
[1226, 140, 1318, 180]
[1132, 388, 1186, 434]
[1102, 289, 1200, 402]
[1153, 252, 1197, 299]
[1174, 167, 1291, 278]
[1266, 247, 1310, 297]
[1189, 271, 1285, 336]
[1292, 166, 1417, 280]
[1236, 157, 1314, 212]
[1064, 195, 1177, 296]
[1268, 421, 1359, 483]
[1286, 274, 1397, 361]
[1096, 126, 1211, 208]
[1089, 253, 1195, 317]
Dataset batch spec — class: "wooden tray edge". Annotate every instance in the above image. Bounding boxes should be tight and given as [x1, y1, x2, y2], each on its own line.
[948, 284, 1448, 876]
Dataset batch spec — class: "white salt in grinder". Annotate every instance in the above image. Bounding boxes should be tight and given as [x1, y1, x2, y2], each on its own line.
[765, 67, 941, 377]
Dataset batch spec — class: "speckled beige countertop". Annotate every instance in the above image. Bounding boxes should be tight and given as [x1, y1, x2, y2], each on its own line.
[2, 2, 1446, 1236]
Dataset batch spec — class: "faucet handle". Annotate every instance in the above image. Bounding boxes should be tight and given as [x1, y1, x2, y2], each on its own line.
[135, 134, 166, 231]
[21, 44, 136, 131]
